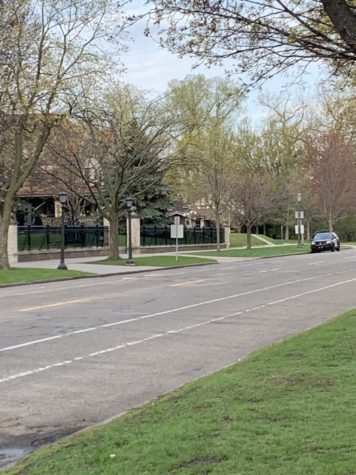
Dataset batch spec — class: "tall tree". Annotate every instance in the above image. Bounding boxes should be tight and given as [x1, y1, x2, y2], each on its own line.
[230, 125, 273, 247]
[52, 85, 174, 258]
[164, 75, 244, 250]
[0, 0, 126, 269]
[304, 129, 356, 231]
[149, 0, 356, 84]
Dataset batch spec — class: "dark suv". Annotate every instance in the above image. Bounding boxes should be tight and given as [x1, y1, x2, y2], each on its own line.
[311, 232, 340, 253]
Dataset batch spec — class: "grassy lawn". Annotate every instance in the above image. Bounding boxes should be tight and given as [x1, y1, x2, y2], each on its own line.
[95, 255, 216, 267]
[6, 309, 356, 475]
[189, 244, 309, 258]
[230, 233, 298, 248]
[0, 268, 92, 286]
[230, 233, 267, 247]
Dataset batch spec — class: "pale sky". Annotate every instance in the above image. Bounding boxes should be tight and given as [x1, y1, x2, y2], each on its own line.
[121, 2, 324, 125]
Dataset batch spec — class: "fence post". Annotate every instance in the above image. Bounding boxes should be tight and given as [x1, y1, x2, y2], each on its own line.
[46, 225, 50, 250]
[95, 225, 99, 247]
[8, 219, 18, 265]
[103, 218, 110, 247]
[27, 225, 31, 251]
[224, 226, 230, 249]
[80, 224, 85, 247]
[126, 214, 140, 254]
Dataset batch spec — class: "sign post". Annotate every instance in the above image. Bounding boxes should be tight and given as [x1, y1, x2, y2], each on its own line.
[170, 216, 184, 261]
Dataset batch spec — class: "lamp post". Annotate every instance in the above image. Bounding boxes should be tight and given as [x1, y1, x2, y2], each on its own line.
[126, 197, 135, 266]
[57, 191, 68, 270]
[297, 192, 302, 247]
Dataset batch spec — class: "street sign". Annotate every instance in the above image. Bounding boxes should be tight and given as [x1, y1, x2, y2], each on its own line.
[295, 224, 305, 235]
[170, 224, 184, 239]
[171, 222, 184, 261]
[295, 211, 304, 219]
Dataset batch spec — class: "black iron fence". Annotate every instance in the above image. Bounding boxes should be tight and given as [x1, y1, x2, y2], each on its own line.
[18, 225, 109, 252]
[140, 225, 224, 246]
[17, 224, 223, 252]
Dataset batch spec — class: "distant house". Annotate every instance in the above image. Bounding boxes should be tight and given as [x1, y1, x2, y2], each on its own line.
[166, 199, 216, 228]
[15, 121, 95, 226]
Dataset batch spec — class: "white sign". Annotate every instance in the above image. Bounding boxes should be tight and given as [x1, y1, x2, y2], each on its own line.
[295, 211, 304, 219]
[295, 224, 305, 235]
[174, 216, 180, 226]
[170, 224, 184, 239]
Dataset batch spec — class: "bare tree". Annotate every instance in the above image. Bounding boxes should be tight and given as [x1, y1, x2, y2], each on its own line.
[50, 86, 174, 259]
[0, 0, 126, 269]
[194, 127, 236, 250]
[304, 129, 356, 231]
[149, 0, 356, 84]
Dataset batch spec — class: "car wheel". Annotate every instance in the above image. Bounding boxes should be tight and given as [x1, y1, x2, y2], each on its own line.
[336, 245, 340, 251]
[331, 244, 335, 252]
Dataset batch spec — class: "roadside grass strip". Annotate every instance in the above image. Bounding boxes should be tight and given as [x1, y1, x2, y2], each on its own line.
[187, 245, 308, 258]
[94, 256, 216, 267]
[6, 310, 356, 475]
[0, 268, 92, 286]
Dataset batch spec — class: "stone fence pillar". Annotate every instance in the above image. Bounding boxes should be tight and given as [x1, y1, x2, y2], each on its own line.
[103, 218, 110, 246]
[224, 226, 231, 249]
[126, 214, 141, 255]
[8, 221, 18, 265]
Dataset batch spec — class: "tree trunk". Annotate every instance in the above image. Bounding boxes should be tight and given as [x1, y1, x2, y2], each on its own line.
[328, 213, 333, 232]
[285, 210, 290, 241]
[215, 210, 221, 251]
[108, 211, 119, 259]
[321, 0, 356, 54]
[246, 224, 252, 249]
[0, 195, 14, 269]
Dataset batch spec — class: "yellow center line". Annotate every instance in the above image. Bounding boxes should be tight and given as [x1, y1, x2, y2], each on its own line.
[19, 298, 92, 312]
[170, 279, 205, 287]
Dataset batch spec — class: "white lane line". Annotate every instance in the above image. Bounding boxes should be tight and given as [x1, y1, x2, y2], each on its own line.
[6, 279, 315, 352]
[2, 277, 356, 384]
[0, 274, 347, 354]
[0, 335, 63, 352]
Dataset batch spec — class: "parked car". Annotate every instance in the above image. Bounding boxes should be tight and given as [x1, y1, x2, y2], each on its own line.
[311, 231, 340, 253]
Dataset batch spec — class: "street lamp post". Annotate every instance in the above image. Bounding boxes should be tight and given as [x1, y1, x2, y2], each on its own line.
[297, 192, 302, 247]
[126, 197, 135, 266]
[57, 191, 68, 270]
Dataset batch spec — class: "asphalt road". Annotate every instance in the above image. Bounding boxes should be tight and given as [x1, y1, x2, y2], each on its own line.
[1, 249, 356, 466]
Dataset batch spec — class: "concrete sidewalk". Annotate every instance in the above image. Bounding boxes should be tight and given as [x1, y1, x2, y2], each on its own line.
[15, 256, 162, 275]
[14, 250, 248, 276]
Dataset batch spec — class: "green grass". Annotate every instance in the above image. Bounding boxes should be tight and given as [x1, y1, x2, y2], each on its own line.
[230, 233, 267, 247]
[95, 255, 216, 267]
[229, 233, 297, 248]
[188, 244, 309, 258]
[6, 309, 356, 475]
[0, 268, 92, 286]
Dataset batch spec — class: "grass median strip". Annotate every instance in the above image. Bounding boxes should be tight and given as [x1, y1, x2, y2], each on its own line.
[94, 255, 216, 267]
[188, 245, 309, 258]
[0, 268, 92, 286]
[5, 309, 356, 475]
